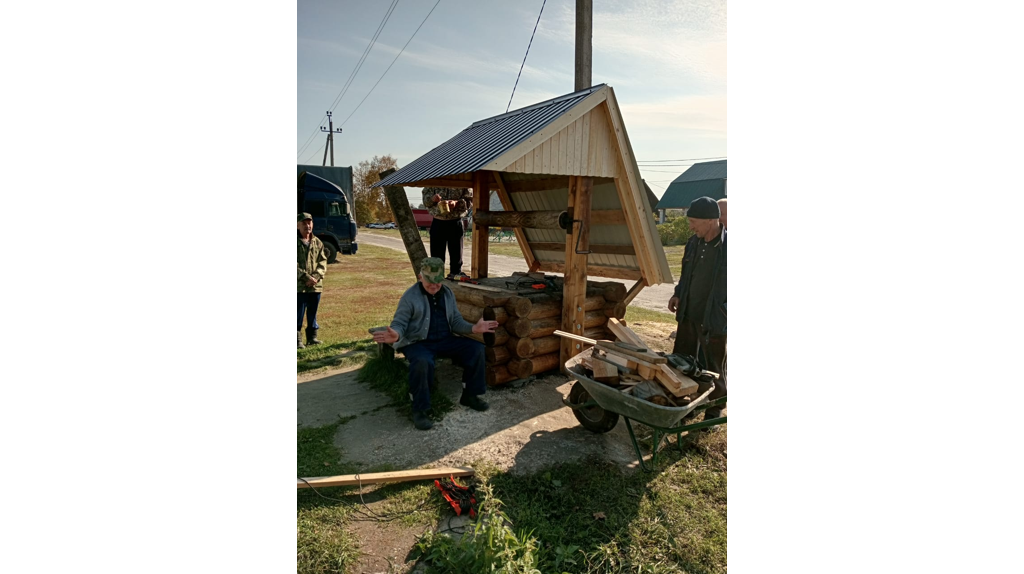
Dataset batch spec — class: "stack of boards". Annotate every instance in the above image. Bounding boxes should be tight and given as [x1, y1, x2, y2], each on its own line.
[559, 318, 703, 407]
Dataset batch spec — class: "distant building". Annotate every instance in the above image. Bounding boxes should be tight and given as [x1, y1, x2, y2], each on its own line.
[654, 159, 727, 223]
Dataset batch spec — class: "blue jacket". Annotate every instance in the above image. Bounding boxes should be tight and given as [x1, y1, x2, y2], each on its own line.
[390, 283, 475, 350]
[673, 228, 727, 338]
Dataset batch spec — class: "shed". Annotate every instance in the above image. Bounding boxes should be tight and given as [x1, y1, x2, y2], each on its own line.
[654, 159, 727, 222]
[373, 84, 672, 365]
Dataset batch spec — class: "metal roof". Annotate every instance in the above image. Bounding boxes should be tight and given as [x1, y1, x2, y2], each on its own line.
[655, 160, 727, 210]
[374, 84, 606, 188]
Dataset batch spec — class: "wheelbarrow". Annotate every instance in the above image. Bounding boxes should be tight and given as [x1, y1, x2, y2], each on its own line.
[561, 353, 727, 471]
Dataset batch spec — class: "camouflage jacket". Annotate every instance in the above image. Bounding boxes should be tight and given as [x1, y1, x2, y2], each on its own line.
[422, 186, 472, 220]
[298, 233, 328, 293]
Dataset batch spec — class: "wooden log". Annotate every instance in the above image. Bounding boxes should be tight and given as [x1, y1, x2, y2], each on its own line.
[527, 294, 605, 320]
[505, 296, 533, 318]
[519, 310, 607, 339]
[603, 300, 626, 320]
[449, 283, 510, 307]
[487, 364, 515, 386]
[298, 467, 474, 489]
[485, 346, 511, 364]
[588, 280, 627, 302]
[465, 326, 509, 347]
[532, 335, 560, 356]
[379, 168, 428, 279]
[509, 352, 560, 378]
[505, 316, 534, 338]
[506, 336, 535, 358]
[457, 302, 508, 325]
[473, 210, 567, 229]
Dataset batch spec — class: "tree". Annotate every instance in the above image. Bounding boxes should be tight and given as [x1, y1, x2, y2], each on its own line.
[353, 155, 398, 223]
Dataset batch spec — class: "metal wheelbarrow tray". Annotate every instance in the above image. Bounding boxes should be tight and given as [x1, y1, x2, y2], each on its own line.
[561, 353, 726, 471]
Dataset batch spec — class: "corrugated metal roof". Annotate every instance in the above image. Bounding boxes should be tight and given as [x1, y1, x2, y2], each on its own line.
[655, 160, 727, 209]
[374, 85, 606, 188]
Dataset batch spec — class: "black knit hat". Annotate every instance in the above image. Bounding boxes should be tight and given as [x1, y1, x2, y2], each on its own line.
[687, 196, 721, 219]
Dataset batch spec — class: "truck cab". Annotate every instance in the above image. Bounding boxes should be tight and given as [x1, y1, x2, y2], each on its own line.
[298, 171, 358, 262]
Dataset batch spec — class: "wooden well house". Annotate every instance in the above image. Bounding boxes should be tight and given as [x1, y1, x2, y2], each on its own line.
[374, 84, 673, 385]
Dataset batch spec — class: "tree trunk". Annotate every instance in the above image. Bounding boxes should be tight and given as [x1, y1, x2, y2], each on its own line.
[528, 294, 605, 320]
[506, 336, 535, 358]
[473, 210, 566, 229]
[379, 168, 428, 278]
[509, 352, 561, 378]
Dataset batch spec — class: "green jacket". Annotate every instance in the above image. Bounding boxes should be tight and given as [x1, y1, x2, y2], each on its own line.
[298, 233, 328, 293]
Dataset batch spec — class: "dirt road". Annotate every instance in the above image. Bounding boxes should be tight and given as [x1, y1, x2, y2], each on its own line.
[358, 234, 678, 314]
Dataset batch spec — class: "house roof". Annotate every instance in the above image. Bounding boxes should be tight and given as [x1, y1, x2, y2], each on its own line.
[655, 160, 727, 210]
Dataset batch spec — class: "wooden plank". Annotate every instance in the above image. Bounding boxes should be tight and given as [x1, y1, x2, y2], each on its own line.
[591, 354, 620, 384]
[655, 364, 699, 397]
[590, 209, 627, 225]
[457, 282, 505, 293]
[595, 349, 638, 372]
[524, 145, 534, 172]
[558, 124, 568, 171]
[503, 176, 572, 193]
[637, 364, 656, 380]
[378, 168, 429, 279]
[471, 171, 489, 278]
[580, 112, 591, 173]
[530, 242, 635, 255]
[623, 278, 647, 305]
[553, 329, 602, 345]
[492, 172, 537, 270]
[538, 261, 643, 281]
[595, 340, 667, 364]
[566, 121, 576, 175]
[605, 317, 645, 347]
[298, 467, 474, 489]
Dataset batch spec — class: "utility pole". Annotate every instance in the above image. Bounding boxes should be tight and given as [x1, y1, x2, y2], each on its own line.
[320, 111, 343, 166]
[575, 0, 592, 91]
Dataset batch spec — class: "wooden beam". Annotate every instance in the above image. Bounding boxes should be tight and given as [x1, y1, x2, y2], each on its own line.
[538, 261, 642, 281]
[530, 242, 634, 255]
[503, 176, 572, 193]
[471, 171, 489, 278]
[473, 210, 565, 229]
[492, 172, 537, 269]
[405, 177, 474, 188]
[605, 317, 645, 347]
[623, 278, 647, 305]
[590, 210, 627, 226]
[561, 175, 592, 365]
[379, 168, 429, 279]
[298, 467, 474, 489]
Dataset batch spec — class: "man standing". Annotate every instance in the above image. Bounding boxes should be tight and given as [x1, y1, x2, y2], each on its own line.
[717, 198, 727, 230]
[298, 212, 328, 349]
[422, 186, 472, 280]
[372, 258, 498, 430]
[667, 197, 727, 420]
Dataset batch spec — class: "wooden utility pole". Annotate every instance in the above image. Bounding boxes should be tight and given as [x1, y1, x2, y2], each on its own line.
[379, 168, 429, 278]
[320, 111, 343, 166]
[575, 0, 592, 91]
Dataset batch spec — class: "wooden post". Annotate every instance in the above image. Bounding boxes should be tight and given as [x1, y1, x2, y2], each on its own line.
[561, 176, 593, 366]
[471, 171, 489, 278]
[623, 278, 647, 305]
[575, 0, 592, 91]
[379, 168, 428, 278]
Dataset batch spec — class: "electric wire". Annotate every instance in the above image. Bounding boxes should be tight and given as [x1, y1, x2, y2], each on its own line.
[506, 0, 547, 113]
[636, 156, 727, 163]
[296, 0, 401, 159]
[337, 0, 443, 129]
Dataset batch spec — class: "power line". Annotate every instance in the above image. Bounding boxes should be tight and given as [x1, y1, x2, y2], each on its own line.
[339, 0, 443, 128]
[638, 155, 729, 162]
[506, 0, 547, 113]
[297, 0, 400, 158]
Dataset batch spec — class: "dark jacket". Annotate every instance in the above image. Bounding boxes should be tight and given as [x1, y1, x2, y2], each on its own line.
[390, 283, 475, 350]
[673, 228, 726, 338]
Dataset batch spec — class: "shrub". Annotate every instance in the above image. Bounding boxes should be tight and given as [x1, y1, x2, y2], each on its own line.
[657, 216, 693, 246]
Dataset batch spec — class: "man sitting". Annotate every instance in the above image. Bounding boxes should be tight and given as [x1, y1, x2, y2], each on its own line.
[372, 258, 499, 430]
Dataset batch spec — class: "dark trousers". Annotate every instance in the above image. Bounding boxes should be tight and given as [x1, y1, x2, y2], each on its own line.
[402, 336, 486, 413]
[430, 218, 464, 275]
[297, 292, 321, 331]
[673, 320, 727, 405]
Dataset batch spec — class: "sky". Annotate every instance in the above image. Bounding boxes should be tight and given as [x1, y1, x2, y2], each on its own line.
[297, 0, 726, 206]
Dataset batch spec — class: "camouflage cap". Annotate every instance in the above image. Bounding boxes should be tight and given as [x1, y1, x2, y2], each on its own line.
[419, 257, 445, 284]
[298, 212, 313, 222]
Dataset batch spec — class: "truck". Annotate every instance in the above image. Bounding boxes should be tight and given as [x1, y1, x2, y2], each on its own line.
[412, 208, 433, 230]
[298, 166, 358, 262]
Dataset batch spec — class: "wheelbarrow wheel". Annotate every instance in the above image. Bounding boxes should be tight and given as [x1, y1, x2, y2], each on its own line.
[568, 381, 619, 433]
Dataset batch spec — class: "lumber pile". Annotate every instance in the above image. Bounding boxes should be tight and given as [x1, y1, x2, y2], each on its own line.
[449, 273, 626, 386]
[556, 318, 711, 407]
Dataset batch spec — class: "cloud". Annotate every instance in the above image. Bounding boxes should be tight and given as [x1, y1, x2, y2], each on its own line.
[620, 94, 726, 133]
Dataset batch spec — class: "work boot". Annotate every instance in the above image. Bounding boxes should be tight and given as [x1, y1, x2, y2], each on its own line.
[459, 392, 489, 412]
[297, 331, 305, 349]
[305, 327, 322, 345]
[703, 407, 724, 422]
[412, 411, 433, 430]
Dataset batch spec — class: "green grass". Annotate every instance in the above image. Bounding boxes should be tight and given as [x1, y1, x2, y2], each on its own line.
[356, 353, 456, 420]
[625, 305, 677, 325]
